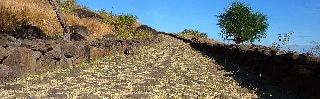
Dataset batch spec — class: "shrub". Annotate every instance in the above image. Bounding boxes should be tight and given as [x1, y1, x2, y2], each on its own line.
[271, 32, 294, 49]
[179, 29, 208, 38]
[112, 14, 137, 39]
[112, 14, 137, 28]
[111, 14, 150, 39]
[58, 0, 88, 14]
[134, 28, 152, 39]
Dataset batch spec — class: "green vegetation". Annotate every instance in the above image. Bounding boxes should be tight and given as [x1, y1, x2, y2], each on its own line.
[112, 14, 137, 39]
[179, 29, 208, 38]
[271, 32, 294, 49]
[112, 14, 151, 40]
[216, 1, 268, 44]
[58, 0, 88, 14]
[98, 9, 117, 24]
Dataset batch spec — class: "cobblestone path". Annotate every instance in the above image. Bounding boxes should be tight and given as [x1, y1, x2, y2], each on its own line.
[0, 34, 294, 98]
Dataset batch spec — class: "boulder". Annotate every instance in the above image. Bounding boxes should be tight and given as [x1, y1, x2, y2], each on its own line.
[38, 55, 69, 72]
[20, 39, 52, 53]
[20, 25, 46, 39]
[70, 25, 90, 41]
[0, 64, 11, 78]
[74, 9, 103, 20]
[70, 33, 86, 41]
[89, 46, 103, 61]
[103, 34, 117, 40]
[45, 45, 64, 60]
[136, 25, 157, 35]
[4, 25, 47, 40]
[74, 55, 84, 65]
[61, 41, 84, 58]
[0, 47, 8, 61]
[2, 47, 41, 76]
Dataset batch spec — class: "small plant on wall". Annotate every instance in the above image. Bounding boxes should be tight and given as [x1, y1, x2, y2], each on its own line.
[179, 29, 208, 38]
[271, 31, 294, 49]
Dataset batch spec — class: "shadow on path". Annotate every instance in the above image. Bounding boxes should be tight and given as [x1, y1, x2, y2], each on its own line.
[162, 33, 301, 98]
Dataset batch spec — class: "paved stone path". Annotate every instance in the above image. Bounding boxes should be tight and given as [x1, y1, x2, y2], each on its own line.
[0, 34, 296, 98]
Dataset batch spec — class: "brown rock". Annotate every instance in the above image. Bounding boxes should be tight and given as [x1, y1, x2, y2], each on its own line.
[61, 41, 84, 58]
[0, 47, 8, 61]
[0, 64, 11, 78]
[316, 57, 320, 62]
[89, 47, 103, 61]
[45, 45, 64, 59]
[263, 49, 271, 56]
[102, 48, 110, 57]
[45, 44, 71, 69]
[292, 52, 300, 59]
[70, 33, 86, 41]
[2, 47, 41, 76]
[3, 25, 46, 40]
[74, 56, 84, 65]
[19, 25, 46, 39]
[74, 9, 103, 20]
[70, 25, 90, 41]
[103, 34, 117, 40]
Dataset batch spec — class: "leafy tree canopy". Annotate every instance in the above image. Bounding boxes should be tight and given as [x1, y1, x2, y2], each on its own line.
[216, 2, 268, 44]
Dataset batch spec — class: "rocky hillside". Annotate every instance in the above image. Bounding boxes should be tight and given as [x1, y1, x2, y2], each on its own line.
[0, 0, 161, 84]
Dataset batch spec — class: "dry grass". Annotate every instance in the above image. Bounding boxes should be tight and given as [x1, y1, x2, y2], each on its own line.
[0, 0, 113, 38]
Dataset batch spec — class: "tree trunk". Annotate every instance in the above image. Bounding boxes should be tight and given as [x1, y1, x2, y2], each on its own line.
[48, 0, 70, 41]
[234, 36, 241, 44]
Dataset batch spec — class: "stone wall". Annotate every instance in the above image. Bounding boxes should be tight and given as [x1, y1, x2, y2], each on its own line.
[0, 25, 162, 83]
[161, 32, 320, 97]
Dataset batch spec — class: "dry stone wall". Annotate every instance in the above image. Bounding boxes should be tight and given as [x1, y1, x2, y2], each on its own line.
[0, 25, 162, 83]
[161, 32, 320, 97]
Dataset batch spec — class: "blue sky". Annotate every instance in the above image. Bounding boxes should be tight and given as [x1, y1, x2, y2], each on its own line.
[77, 0, 320, 49]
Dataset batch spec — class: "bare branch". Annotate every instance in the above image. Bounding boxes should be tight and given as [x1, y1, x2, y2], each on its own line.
[48, 0, 71, 41]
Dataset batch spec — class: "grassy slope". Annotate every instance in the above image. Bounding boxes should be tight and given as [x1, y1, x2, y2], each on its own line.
[0, 0, 142, 39]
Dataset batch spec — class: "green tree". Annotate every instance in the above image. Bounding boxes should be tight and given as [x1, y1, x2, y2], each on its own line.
[216, 2, 268, 44]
